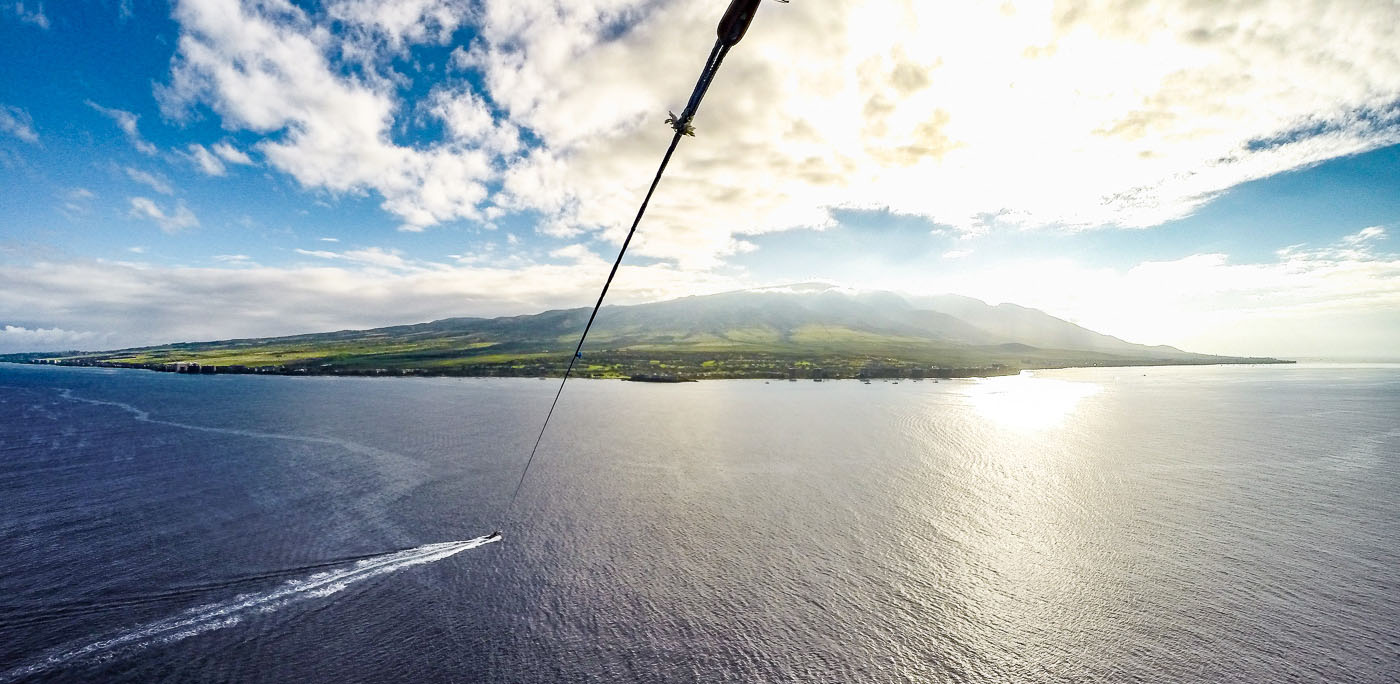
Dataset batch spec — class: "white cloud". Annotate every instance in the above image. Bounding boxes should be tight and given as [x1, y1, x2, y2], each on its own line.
[294, 248, 340, 260]
[124, 166, 174, 195]
[319, 236, 340, 242]
[447, 45, 472, 72]
[943, 249, 971, 260]
[1341, 226, 1386, 246]
[129, 196, 199, 233]
[426, 85, 520, 155]
[155, 0, 1400, 270]
[184, 143, 225, 175]
[548, 244, 598, 264]
[295, 246, 414, 270]
[211, 141, 254, 165]
[0, 325, 103, 354]
[474, 0, 1400, 264]
[160, 0, 495, 231]
[328, 0, 469, 54]
[10, 1, 48, 29]
[0, 104, 39, 143]
[87, 100, 158, 155]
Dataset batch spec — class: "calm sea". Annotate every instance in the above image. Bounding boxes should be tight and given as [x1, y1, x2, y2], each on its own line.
[1, 363, 1396, 682]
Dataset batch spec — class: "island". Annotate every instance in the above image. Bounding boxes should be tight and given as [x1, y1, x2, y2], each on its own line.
[1, 286, 1291, 380]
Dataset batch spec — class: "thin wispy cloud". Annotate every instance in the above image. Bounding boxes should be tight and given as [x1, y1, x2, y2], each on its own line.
[129, 196, 198, 233]
[9, 1, 49, 29]
[124, 167, 174, 195]
[0, 104, 39, 143]
[87, 100, 157, 155]
[295, 246, 418, 271]
[57, 187, 96, 219]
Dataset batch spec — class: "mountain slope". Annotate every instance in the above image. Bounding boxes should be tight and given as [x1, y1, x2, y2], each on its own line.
[909, 293, 1196, 357]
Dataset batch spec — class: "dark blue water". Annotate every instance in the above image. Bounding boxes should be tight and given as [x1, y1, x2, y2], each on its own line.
[2, 363, 1397, 682]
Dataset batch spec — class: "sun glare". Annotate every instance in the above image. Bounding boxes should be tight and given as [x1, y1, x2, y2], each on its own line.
[964, 373, 1102, 430]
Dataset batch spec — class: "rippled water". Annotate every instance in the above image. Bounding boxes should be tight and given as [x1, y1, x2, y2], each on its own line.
[1, 363, 1397, 682]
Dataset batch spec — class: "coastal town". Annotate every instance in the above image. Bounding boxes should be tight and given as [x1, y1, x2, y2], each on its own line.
[17, 355, 1019, 381]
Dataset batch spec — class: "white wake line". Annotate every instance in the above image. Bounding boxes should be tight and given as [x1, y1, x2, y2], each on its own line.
[53, 388, 399, 458]
[2, 535, 498, 682]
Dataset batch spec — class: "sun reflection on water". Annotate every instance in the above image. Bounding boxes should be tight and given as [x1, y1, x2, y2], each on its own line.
[964, 372, 1102, 430]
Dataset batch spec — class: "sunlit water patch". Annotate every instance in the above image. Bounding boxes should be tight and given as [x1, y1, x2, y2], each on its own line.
[963, 372, 1102, 429]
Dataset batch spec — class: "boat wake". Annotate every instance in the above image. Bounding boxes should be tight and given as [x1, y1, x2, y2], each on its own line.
[0, 548, 429, 630]
[1, 535, 498, 682]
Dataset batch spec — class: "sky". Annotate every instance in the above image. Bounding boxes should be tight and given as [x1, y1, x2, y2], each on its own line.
[1, 0, 1398, 359]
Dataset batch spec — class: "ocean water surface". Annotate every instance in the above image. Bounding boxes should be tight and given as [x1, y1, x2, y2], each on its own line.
[1, 363, 1396, 682]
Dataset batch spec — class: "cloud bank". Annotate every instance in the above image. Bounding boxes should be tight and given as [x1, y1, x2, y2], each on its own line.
[0, 325, 104, 354]
[2, 227, 1394, 358]
[0, 250, 744, 351]
[905, 227, 1400, 358]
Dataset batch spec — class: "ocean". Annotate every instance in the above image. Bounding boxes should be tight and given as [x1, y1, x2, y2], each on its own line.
[1, 362, 1396, 682]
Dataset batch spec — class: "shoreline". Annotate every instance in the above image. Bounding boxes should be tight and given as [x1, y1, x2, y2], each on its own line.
[2, 357, 1296, 381]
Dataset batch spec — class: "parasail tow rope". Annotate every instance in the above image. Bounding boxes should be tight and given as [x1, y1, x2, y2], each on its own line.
[502, 0, 777, 521]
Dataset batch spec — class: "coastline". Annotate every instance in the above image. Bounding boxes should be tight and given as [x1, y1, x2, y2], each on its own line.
[1, 356, 1294, 381]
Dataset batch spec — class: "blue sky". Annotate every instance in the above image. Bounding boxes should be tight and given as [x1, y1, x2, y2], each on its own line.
[2, 0, 1398, 358]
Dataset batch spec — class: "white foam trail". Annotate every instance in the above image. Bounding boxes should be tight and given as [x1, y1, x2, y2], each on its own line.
[2, 535, 498, 682]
